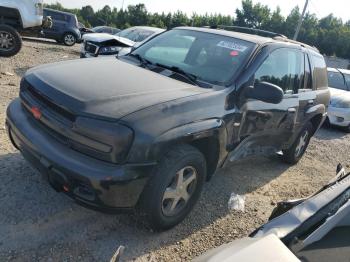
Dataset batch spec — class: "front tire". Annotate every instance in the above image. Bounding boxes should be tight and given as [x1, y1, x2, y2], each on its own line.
[282, 122, 313, 165]
[0, 25, 22, 57]
[62, 33, 76, 46]
[139, 144, 206, 231]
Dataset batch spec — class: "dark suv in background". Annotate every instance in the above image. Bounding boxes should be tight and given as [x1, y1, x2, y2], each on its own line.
[42, 8, 81, 46]
[6, 27, 330, 230]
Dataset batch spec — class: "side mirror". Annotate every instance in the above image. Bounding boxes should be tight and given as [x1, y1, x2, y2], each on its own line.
[244, 82, 284, 104]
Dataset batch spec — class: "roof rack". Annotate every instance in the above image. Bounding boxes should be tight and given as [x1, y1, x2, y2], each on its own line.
[214, 25, 287, 39]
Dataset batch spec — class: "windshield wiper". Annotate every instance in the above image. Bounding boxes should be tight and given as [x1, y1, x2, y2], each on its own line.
[128, 53, 153, 68]
[155, 63, 199, 86]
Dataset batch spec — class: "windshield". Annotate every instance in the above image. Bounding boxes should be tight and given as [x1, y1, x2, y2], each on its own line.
[116, 28, 154, 42]
[131, 29, 255, 85]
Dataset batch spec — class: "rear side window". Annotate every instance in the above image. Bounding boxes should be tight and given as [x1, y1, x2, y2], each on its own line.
[328, 71, 347, 90]
[255, 48, 304, 94]
[311, 55, 328, 89]
[300, 54, 313, 92]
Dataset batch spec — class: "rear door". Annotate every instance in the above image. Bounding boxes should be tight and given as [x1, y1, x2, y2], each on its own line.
[231, 47, 304, 161]
[292, 52, 319, 132]
[43, 11, 67, 39]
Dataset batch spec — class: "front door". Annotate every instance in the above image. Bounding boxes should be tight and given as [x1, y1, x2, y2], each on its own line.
[230, 47, 305, 161]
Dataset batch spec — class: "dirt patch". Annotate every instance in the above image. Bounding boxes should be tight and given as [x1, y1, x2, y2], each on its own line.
[1, 39, 349, 262]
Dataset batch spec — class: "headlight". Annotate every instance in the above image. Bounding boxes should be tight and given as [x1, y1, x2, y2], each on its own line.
[99, 46, 122, 55]
[73, 117, 134, 163]
[331, 100, 350, 108]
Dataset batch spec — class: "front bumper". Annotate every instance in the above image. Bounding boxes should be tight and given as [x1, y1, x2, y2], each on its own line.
[328, 106, 350, 127]
[6, 99, 155, 212]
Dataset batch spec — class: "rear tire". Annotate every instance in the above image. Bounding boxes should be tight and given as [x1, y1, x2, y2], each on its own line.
[139, 144, 206, 231]
[282, 122, 313, 165]
[0, 24, 22, 57]
[62, 33, 76, 46]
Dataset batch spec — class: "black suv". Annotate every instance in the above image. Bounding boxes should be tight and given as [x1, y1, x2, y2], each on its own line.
[6, 27, 330, 230]
[42, 8, 81, 46]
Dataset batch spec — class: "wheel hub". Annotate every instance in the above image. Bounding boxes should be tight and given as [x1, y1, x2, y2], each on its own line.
[295, 130, 309, 157]
[0, 32, 14, 50]
[162, 166, 197, 216]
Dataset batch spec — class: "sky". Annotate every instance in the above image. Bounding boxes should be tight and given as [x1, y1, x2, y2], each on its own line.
[44, 0, 350, 22]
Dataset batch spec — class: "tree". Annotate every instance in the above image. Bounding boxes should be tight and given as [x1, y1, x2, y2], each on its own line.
[127, 4, 148, 26]
[235, 0, 271, 28]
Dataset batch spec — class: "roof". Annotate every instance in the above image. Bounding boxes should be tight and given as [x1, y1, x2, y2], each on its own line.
[328, 67, 350, 75]
[129, 26, 165, 33]
[44, 8, 76, 16]
[339, 68, 350, 75]
[176, 27, 319, 53]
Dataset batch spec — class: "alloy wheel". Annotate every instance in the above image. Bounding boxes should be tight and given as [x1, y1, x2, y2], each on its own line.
[64, 34, 75, 46]
[162, 166, 197, 217]
[295, 130, 309, 158]
[0, 31, 15, 51]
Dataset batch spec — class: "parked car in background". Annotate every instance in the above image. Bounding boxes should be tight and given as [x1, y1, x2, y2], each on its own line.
[42, 8, 81, 46]
[0, 0, 51, 57]
[195, 164, 350, 262]
[91, 26, 121, 35]
[80, 26, 165, 58]
[6, 27, 329, 230]
[327, 68, 350, 131]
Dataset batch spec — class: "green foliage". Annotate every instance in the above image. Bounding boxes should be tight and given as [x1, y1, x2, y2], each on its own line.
[44, 0, 350, 59]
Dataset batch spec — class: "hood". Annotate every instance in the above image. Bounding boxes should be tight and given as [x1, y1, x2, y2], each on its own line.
[24, 58, 210, 120]
[329, 87, 349, 96]
[329, 87, 350, 105]
[83, 33, 135, 47]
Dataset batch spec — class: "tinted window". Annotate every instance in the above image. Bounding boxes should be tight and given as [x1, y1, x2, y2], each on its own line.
[255, 48, 304, 94]
[48, 12, 66, 21]
[328, 71, 347, 90]
[302, 54, 312, 91]
[133, 29, 256, 85]
[312, 55, 328, 89]
[117, 28, 155, 42]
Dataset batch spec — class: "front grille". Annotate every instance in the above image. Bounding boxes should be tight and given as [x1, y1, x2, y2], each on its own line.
[20, 80, 114, 163]
[85, 42, 98, 54]
[26, 84, 76, 123]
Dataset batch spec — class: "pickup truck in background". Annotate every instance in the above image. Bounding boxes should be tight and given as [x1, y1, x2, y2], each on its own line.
[0, 0, 52, 57]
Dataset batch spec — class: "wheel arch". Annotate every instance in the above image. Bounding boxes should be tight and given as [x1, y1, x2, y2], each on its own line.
[150, 119, 228, 180]
[0, 7, 22, 29]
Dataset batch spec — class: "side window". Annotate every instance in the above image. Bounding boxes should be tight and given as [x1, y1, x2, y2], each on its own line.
[302, 54, 313, 92]
[255, 48, 304, 94]
[51, 12, 65, 21]
[311, 55, 328, 89]
[328, 71, 346, 90]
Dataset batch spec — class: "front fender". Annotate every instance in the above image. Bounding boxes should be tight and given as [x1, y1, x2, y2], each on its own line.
[149, 119, 228, 162]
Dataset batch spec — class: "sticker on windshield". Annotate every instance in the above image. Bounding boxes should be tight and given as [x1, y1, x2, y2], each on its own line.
[217, 41, 248, 52]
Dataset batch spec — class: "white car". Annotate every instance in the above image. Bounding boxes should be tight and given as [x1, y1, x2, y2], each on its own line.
[0, 0, 51, 57]
[327, 68, 350, 132]
[80, 26, 165, 58]
[195, 164, 350, 262]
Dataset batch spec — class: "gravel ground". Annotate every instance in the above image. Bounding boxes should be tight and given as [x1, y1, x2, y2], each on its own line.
[0, 39, 349, 262]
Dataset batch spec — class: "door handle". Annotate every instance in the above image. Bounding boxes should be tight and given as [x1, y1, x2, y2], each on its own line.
[288, 108, 296, 114]
[307, 100, 315, 105]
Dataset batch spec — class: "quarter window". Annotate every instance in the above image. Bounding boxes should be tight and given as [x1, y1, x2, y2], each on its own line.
[255, 48, 304, 94]
[328, 71, 347, 90]
[311, 55, 328, 89]
[302, 54, 312, 92]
